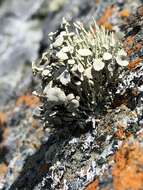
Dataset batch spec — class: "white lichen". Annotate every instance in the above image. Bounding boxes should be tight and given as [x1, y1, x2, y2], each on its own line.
[33, 19, 129, 128]
[116, 49, 129, 66]
[93, 58, 105, 71]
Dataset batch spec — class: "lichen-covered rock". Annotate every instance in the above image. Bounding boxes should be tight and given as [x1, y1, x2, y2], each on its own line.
[29, 105, 140, 190]
[2, 2, 143, 190]
[33, 19, 129, 128]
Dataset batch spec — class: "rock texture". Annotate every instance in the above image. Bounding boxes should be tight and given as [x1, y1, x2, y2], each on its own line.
[0, 0, 143, 190]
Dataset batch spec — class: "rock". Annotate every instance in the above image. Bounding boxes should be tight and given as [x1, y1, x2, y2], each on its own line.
[0, 12, 42, 106]
[0, 0, 45, 19]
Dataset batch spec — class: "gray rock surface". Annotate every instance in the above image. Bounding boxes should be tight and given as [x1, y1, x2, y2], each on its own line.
[0, 0, 43, 106]
[0, 0, 45, 19]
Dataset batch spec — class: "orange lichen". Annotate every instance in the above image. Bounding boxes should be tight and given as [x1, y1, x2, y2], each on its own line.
[123, 36, 134, 56]
[124, 36, 134, 46]
[125, 43, 142, 56]
[126, 49, 134, 56]
[114, 128, 126, 140]
[2, 128, 9, 141]
[102, 188, 110, 190]
[114, 124, 132, 140]
[16, 95, 40, 108]
[112, 141, 143, 190]
[85, 179, 99, 190]
[0, 112, 7, 127]
[134, 43, 142, 52]
[118, 9, 130, 17]
[128, 57, 142, 70]
[0, 163, 8, 176]
[97, 6, 114, 28]
[32, 119, 39, 129]
[102, 22, 113, 30]
[95, 0, 100, 4]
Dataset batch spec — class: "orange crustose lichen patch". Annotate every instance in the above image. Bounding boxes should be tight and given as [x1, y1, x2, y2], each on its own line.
[118, 9, 130, 17]
[112, 141, 143, 190]
[32, 119, 39, 129]
[114, 127, 126, 140]
[0, 112, 7, 127]
[123, 34, 143, 70]
[125, 36, 134, 46]
[97, 6, 114, 30]
[134, 43, 142, 52]
[85, 179, 99, 190]
[114, 124, 132, 140]
[128, 57, 142, 70]
[0, 163, 8, 176]
[102, 22, 113, 30]
[123, 36, 134, 56]
[95, 0, 100, 4]
[16, 95, 40, 108]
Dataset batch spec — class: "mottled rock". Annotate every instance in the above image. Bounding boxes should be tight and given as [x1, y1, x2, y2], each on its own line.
[0, 13, 42, 106]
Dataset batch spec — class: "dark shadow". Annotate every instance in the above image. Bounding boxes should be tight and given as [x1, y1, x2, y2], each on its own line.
[9, 123, 92, 190]
[0, 146, 8, 164]
[0, 123, 8, 164]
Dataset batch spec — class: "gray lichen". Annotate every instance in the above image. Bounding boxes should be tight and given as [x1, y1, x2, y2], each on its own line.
[32, 18, 129, 128]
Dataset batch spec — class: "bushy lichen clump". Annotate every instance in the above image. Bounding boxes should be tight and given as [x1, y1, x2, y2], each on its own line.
[33, 18, 129, 128]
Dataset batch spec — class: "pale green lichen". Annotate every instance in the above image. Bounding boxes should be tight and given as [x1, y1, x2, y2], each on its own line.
[33, 18, 129, 128]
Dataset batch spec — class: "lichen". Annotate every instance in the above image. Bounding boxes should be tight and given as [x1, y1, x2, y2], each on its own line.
[32, 18, 129, 128]
[16, 95, 40, 108]
[112, 139, 143, 190]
